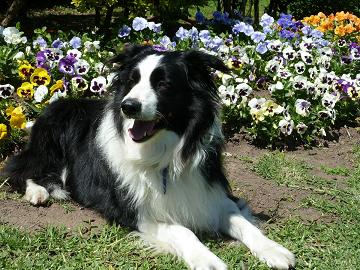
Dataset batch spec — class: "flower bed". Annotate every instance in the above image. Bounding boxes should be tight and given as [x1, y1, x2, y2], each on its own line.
[0, 12, 359, 157]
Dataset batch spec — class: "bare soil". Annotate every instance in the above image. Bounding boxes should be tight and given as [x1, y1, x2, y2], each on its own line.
[1, 127, 359, 232]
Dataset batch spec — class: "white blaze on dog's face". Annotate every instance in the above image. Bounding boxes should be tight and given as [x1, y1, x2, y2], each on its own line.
[122, 54, 163, 121]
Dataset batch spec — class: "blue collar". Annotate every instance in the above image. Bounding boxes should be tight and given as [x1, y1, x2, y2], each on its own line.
[162, 167, 169, 194]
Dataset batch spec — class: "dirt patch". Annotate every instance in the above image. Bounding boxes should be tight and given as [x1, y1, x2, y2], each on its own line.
[1, 127, 359, 232]
[0, 199, 106, 232]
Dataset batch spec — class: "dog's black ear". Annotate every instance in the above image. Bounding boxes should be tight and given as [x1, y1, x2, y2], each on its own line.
[110, 44, 153, 67]
[179, 50, 228, 163]
[183, 50, 230, 74]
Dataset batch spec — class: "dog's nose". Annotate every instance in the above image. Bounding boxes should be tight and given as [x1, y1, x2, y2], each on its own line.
[121, 98, 142, 117]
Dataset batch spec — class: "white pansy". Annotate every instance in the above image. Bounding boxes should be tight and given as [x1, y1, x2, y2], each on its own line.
[74, 59, 90, 75]
[34, 85, 48, 103]
[2, 27, 27, 44]
[282, 46, 296, 60]
[267, 39, 282, 52]
[294, 61, 306, 74]
[279, 119, 294, 135]
[296, 122, 308, 134]
[66, 49, 82, 60]
[265, 59, 280, 73]
[268, 81, 284, 94]
[295, 99, 311, 116]
[236, 83, 253, 97]
[84, 40, 100, 52]
[90, 76, 107, 94]
[293, 75, 307, 90]
[248, 97, 266, 113]
[299, 51, 313, 65]
[321, 92, 338, 109]
[49, 90, 66, 103]
[13, 51, 25, 60]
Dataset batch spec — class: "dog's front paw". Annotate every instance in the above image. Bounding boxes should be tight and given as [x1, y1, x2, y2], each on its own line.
[253, 240, 295, 270]
[24, 180, 49, 205]
[186, 250, 227, 270]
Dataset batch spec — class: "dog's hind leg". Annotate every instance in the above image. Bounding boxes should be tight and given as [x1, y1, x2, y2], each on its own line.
[138, 221, 227, 270]
[220, 198, 295, 270]
[5, 149, 68, 205]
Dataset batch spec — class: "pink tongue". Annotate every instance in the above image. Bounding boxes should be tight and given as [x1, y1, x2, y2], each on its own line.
[128, 120, 156, 141]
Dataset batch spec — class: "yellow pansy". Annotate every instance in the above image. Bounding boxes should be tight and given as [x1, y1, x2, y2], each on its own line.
[30, 68, 51, 86]
[50, 80, 65, 95]
[262, 100, 284, 117]
[17, 82, 34, 99]
[7, 106, 27, 129]
[18, 61, 35, 80]
[0, 123, 7, 140]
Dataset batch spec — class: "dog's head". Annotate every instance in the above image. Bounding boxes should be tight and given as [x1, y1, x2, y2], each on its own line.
[110, 45, 229, 161]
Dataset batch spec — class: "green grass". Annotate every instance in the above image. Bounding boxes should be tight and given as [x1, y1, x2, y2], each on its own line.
[1, 148, 360, 269]
[252, 149, 360, 269]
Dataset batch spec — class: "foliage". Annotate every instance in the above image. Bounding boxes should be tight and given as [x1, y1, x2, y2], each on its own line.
[288, 0, 360, 20]
[0, 11, 359, 156]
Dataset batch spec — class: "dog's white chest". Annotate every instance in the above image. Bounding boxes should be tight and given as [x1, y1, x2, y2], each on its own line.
[133, 168, 226, 232]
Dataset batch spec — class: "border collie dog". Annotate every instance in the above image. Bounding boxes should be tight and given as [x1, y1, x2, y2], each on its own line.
[5, 45, 295, 269]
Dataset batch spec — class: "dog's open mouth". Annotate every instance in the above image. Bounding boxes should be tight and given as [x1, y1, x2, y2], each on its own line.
[128, 119, 162, 142]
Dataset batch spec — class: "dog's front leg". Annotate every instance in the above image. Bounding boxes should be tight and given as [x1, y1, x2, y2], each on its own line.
[138, 221, 227, 270]
[220, 199, 295, 270]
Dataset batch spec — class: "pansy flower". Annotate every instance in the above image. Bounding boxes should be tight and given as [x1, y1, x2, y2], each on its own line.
[282, 46, 296, 60]
[74, 59, 90, 75]
[18, 61, 35, 80]
[34, 85, 48, 103]
[0, 123, 7, 140]
[295, 99, 311, 116]
[50, 80, 66, 95]
[265, 59, 280, 73]
[262, 100, 284, 116]
[69, 36, 82, 49]
[293, 75, 307, 90]
[268, 81, 284, 94]
[218, 85, 238, 106]
[248, 97, 266, 113]
[267, 40, 282, 52]
[17, 82, 34, 99]
[67, 49, 82, 60]
[30, 68, 51, 86]
[132, 17, 148, 31]
[279, 119, 294, 135]
[0, 84, 15, 99]
[148, 22, 162, 33]
[296, 122, 308, 135]
[90, 76, 107, 94]
[294, 61, 306, 74]
[71, 76, 88, 91]
[59, 56, 76, 75]
[118, 25, 131, 38]
[84, 40, 100, 52]
[321, 92, 338, 109]
[6, 106, 26, 129]
[236, 83, 253, 98]
[300, 51, 313, 65]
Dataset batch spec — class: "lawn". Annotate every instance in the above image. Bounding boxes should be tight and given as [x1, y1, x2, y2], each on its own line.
[1, 129, 359, 269]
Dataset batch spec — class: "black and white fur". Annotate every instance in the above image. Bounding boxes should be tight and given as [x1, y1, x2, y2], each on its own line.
[5, 45, 295, 269]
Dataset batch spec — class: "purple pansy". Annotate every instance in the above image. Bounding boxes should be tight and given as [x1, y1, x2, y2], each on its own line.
[58, 56, 77, 75]
[52, 38, 64, 49]
[33, 36, 47, 48]
[176, 27, 189, 41]
[260, 13, 274, 28]
[251, 31, 266, 43]
[256, 42, 268, 54]
[118, 25, 131, 38]
[69, 36, 82, 49]
[132, 17, 148, 31]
